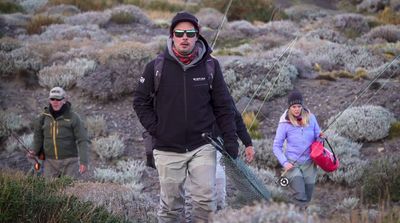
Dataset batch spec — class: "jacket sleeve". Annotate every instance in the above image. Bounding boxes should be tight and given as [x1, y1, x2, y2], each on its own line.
[32, 114, 44, 155]
[273, 123, 288, 166]
[133, 60, 158, 136]
[233, 105, 252, 147]
[211, 59, 238, 156]
[72, 113, 90, 165]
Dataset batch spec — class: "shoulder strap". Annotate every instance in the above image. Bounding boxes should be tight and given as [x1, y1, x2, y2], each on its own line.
[153, 53, 165, 94]
[205, 55, 216, 90]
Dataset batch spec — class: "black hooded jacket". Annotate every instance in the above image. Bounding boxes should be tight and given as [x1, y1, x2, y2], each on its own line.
[133, 36, 238, 154]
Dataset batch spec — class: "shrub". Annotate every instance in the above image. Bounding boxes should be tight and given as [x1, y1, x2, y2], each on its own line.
[92, 134, 125, 162]
[6, 133, 33, 153]
[211, 202, 315, 223]
[86, 115, 107, 139]
[18, 0, 47, 13]
[26, 14, 64, 35]
[327, 105, 395, 142]
[203, 0, 287, 22]
[111, 5, 153, 26]
[327, 156, 367, 187]
[0, 111, 22, 142]
[357, 0, 389, 13]
[10, 47, 43, 72]
[252, 138, 280, 169]
[38, 58, 97, 89]
[0, 37, 21, 52]
[48, 0, 114, 11]
[0, 170, 125, 222]
[94, 159, 146, 187]
[0, 51, 14, 77]
[64, 181, 156, 222]
[324, 130, 362, 158]
[65, 11, 111, 26]
[378, 7, 400, 25]
[361, 155, 400, 203]
[110, 11, 135, 24]
[304, 28, 347, 44]
[0, 0, 24, 13]
[336, 197, 359, 212]
[388, 121, 400, 139]
[249, 166, 288, 202]
[196, 7, 225, 30]
[78, 42, 153, 101]
[242, 112, 263, 139]
[223, 58, 298, 101]
[363, 25, 400, 43]
[37, 24, 112, 42]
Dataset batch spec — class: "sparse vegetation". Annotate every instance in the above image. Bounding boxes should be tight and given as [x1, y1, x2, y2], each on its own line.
[388, 121, 400, 139]
[377, 7, 400, 25]
[86, 115, 107, 139]
[110, 11, 136, 24]
[93, 134, 125, 162]
[0, 0, 24, 13]
[242, 112, 263, 139]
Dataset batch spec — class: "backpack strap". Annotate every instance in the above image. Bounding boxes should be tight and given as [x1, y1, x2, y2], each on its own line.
[205, 55, 215, 90]
[153, 53, 165, 95]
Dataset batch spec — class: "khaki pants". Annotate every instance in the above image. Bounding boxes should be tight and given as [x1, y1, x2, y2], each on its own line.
[43, 157, 80, 179]
[154, 144, 217, 223]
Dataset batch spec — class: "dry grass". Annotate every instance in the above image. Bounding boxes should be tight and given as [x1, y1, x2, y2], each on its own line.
[26, 15, 63, 35]
[378, 7, 400, 25]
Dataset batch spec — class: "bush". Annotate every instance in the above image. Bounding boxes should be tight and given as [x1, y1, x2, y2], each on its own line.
[110, 11, 135, 24]
[249, 166, 288, 202]
[78, 42, 153, 101]
[37, 24, 112, 42]
[6, 133, 32, 153]
[242, 112, 262, 139]
[64, 181, 156, 222]
[327, 156, 367, 187]
[86, 115, 107, 139]
[336, 197, 359, 212]
[48, 0, 114, 11]
[94, 159, 146, 187]
[363, 24, 400, 43]
[211, 202, 315, 223]
[327, 105, 395, 142]
[26, 14, 64, 35]
[378, 7, 400, 25]
[0, 0, 24, 13]
[0, 170, 125, 222]
[361, 156, 400, 203]
[333, 13, 370, 38]
[65, 11, 111, 26]
[223, 58, 298, 101]
[18, 0, 47, 13]
[92, 134, 125, 162]
[252, 138, 279, 169]
[111, 5, 153, 26]
[0, 111, 22, 142]
[388, 121, 400, 139]
[203, 0, 286, 22]
[325, 130, 362, 158]
[0, 37, 21, 52]
[38, 58, 97, 89]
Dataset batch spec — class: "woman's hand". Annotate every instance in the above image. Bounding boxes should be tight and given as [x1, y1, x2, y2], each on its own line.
[284, 162, 294, 171]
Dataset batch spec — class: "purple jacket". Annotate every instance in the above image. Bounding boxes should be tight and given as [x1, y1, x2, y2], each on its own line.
[273, 110, 321, 166]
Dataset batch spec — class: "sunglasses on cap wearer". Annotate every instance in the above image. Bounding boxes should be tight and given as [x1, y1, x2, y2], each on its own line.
[50, 98, 63, 101]
[173, 29, 197, 38]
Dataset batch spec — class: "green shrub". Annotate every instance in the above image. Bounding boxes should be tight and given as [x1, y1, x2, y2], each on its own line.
[202, 0, 287, 22]
[111, 11, 136, 24]
[388, 121, 400, 139]
[0, 171, 126, 222]
[361, 156, 400, 203]
[0, 0, 24, 13]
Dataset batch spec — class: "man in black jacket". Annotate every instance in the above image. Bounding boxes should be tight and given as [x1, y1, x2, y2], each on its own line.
[133, 11, 239, 223]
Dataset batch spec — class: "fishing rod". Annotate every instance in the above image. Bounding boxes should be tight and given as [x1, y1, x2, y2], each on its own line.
[211, 0, 233, 50]
[4, 126, 42, 171]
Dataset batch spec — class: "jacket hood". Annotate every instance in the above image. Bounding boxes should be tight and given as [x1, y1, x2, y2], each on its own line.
[279, 108, 311, 123]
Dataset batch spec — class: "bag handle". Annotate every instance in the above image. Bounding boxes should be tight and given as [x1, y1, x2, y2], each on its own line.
[323, 138, 337, 164]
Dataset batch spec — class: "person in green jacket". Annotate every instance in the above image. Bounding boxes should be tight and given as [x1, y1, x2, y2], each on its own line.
[28, 87, 89, 178]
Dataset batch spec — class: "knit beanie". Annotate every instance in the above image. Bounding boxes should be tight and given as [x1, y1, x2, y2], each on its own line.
[170, 11, 199, 36]
[288, 90, 303, 107]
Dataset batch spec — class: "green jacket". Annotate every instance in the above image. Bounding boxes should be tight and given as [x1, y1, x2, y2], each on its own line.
[33, 102, 89, 165]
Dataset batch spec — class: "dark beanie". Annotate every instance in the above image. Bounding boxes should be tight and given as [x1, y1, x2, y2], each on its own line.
[170, 11, 199, 36]
[288, 90, 303, 107]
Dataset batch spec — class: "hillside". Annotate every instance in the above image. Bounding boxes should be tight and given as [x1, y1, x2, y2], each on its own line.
[1, 0, 400, 222]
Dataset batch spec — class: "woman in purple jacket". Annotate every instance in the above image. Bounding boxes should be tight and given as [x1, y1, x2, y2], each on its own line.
[273, 90, 322, 205]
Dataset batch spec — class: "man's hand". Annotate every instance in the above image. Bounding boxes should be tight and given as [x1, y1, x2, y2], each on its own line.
[244, 146, 255, 163]
[27, 150, 36, 159]
[79, 164, 87, 174]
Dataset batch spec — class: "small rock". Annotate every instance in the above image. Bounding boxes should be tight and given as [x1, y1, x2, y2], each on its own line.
[377, 147, 384, 153]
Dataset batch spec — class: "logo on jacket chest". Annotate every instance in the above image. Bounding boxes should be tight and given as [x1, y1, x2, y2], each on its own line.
[193, 77, 206, 81]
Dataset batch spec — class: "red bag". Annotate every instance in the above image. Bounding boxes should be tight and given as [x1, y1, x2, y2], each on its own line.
[310, 139, 339, 172]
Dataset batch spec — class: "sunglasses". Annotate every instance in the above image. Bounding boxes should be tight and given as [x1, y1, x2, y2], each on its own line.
[50, 98, 63, 101]
[173, 29, 197, 38]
